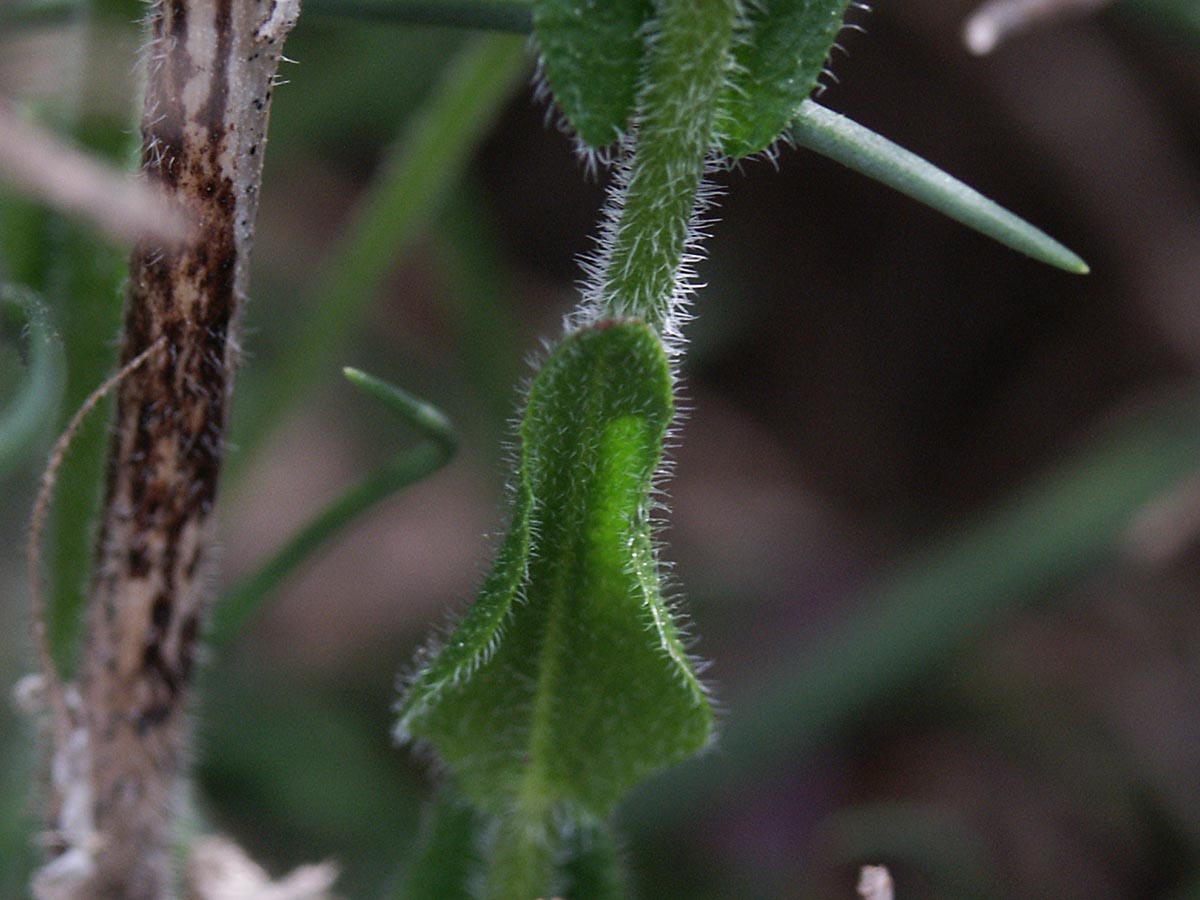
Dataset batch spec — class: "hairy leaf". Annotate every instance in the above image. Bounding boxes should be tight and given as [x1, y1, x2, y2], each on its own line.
[719, 0, 853, 158]
[397, 320, 712, 822]
[533, 0, 653, 148]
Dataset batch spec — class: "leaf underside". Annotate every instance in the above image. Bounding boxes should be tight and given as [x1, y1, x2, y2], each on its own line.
[397, 319, 712, 817]
[720, 0, 854, 158]
[533, 0, 654, 149]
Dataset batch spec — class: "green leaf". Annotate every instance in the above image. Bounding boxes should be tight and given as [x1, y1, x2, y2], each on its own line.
[397, 319, 712, 819]
[0, 287, 65, 476]
[532, 0, 653, 148]
[790, 100, 1090, 273]
[718, 0, 853, 157]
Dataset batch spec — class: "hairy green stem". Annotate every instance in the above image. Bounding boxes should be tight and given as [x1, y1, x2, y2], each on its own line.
[475, 0, 738, 891]
[597, 0, 738, 334]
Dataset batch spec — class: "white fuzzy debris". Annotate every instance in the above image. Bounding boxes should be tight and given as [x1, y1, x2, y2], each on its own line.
[963, 0, 1112, 55]
[187, 835, 339, 900]
[31, 688, 99, 900]
[857, 865, 894, 900]
[13, 673, 47, 715]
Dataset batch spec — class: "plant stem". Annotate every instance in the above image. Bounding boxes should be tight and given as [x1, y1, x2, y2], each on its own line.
[481, 2, 737, 891]
[594, 0, 737, 336]
[58, 1, 298, 896]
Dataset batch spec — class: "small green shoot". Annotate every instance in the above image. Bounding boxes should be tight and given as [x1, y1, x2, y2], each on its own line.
[211, 368, 456, 647]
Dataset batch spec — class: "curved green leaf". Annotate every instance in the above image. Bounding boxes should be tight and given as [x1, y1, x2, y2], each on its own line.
[210, 368, 456, 647]
[790, 99, 1090, 273]
[719, 0, 853, 158]
[397, 320, 712, 823]
[0, 287, 65, 475]
[532, 0, 653, 148]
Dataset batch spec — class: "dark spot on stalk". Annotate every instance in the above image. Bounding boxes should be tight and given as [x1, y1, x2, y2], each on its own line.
[136, 703, 171, 734]
[128, 545, 150, 578]
[151, 594, 173, 630]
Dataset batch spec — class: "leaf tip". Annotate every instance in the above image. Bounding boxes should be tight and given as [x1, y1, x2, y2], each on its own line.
[1040, 241, 1090, 275]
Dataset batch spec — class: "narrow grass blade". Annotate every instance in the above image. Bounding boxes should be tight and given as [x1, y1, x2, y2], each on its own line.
[790, 99, 1090, 273]
[235, 34, 528, 458]
[304, 0, 533, 31]
[210, 369, 456, 648]
[0, 288, 66, 475]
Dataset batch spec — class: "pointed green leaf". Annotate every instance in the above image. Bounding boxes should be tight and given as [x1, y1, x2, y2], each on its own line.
[790, 100, 1090, 273]
[397, 320, 712, 822]
[719, 0, 853, 158]
[532, 0, 653, 148]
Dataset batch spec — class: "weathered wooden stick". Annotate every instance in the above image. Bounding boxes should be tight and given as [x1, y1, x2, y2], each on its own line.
[34, 2, 298, 898]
